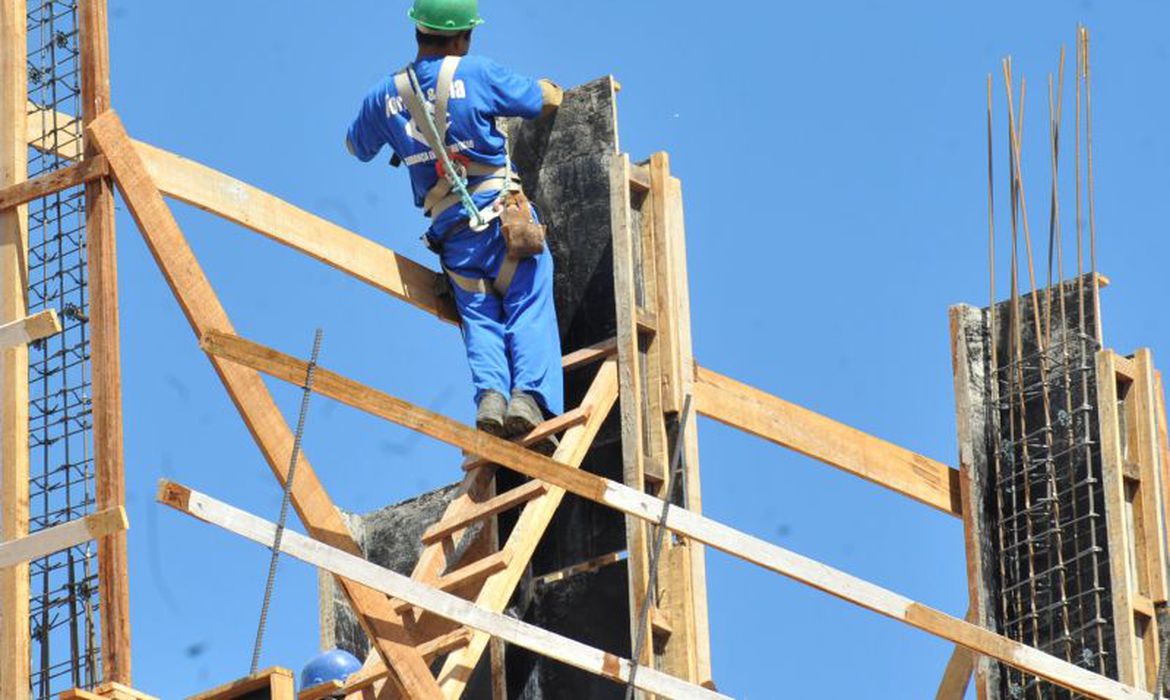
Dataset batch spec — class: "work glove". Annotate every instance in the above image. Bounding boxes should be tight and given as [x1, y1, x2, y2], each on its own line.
[539, 79, 564, 117]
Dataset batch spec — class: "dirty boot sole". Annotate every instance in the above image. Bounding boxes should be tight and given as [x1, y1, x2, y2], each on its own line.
[476, 391, 508, 437]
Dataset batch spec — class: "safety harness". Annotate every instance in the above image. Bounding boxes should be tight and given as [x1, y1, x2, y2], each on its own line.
[394, 56, 524, 297]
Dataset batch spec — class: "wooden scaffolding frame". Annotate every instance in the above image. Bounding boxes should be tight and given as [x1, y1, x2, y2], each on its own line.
[4, 3, 1169, 699]
[9, 94, 1156, 698]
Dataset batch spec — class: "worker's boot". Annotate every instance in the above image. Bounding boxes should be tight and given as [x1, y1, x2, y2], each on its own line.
[476, 390, 508, 437]
[505, 390, 559, 455]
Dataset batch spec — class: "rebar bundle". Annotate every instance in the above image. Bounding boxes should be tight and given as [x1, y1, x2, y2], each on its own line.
[984, 29, 1111, 699]
[25, 1, 101, 697]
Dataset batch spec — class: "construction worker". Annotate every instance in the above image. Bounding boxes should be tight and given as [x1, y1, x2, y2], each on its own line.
[345, 0, 565, 444]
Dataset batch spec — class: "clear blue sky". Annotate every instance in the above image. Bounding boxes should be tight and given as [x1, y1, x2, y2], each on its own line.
[105, 2, 1170, 697]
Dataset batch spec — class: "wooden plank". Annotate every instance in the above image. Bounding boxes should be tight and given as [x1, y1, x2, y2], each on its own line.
[0, 308, 61, 348]
[665, 173, 712, 683]
[696, 365, 963, 517]
[0, 155, 107, 211]
[92, 682, 161, 700]
[26, 102, 83, 160]
[200, 329, 1151, 700]
[649, 153, 682, 414]
[395, 551, 511, 614]
[298, 680, 345, 700]
[186, 667, 295, 700]
[561, 337, 618, 370]
[0, 0, 30, 695]
[136, 140, 461, 325]
[949, 304, 997, 700]
[85, 111, 442, 699]
[418, 628, 473, 661]
[1155, 372, 1170, 586]
[1132, 350, 1168, 604]
[934, 608, 975, 700]
[0, 507, 127, 568]
[159, 481, 731, 700]
[421, 481, 549, 545]
[81, 3, 130, 683]
[1097, 350, 1141, 687]
[461, 406, 589, 471]
[535, 550, 625, 586]
[610, 153, 655, 672]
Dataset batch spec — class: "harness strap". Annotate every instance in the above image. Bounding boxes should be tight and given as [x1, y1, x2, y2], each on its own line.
[395, 58, 522, 225]
[493, 256, 520, 297]
[441, 255, 521, 299]
[444, 266, 494, 296]
[434, 56, 460, 146]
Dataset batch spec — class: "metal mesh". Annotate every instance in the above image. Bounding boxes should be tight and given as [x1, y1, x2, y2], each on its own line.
[987, 280, 1114, 699]
[25, 0, 102, 697]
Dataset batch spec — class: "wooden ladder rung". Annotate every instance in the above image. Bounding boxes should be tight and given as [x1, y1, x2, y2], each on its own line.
[417, 627, 474, 661]
[561, 337, 618, 370]
[395, 550, 512, 614]
[462, 406, 590, 471]
[422, 480, 549, 545]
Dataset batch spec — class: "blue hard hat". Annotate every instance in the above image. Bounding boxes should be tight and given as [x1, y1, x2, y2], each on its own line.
[300, 648, 363, 690]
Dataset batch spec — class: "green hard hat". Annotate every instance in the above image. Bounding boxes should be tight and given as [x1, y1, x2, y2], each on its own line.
[409, 0, 485, 33]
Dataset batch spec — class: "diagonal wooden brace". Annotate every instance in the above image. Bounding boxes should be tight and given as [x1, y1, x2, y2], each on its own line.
[84, 110, 443, 699]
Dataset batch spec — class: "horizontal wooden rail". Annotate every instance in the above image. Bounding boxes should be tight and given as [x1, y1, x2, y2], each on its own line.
[0, 155, 107, 211]
[694, 366, 963, 517]
[158, 481, 728, 700]
[198, 329, 1146, 700]
[0, 507, 127, 568]
[0, 309, 61, 350]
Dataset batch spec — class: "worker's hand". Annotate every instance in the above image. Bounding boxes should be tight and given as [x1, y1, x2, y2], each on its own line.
[539, 79, 563, 117]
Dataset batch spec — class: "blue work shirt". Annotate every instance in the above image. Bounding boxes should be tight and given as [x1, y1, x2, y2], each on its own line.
[346, 55, 543, 239]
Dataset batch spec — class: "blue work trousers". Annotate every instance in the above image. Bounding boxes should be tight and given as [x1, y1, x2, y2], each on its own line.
[440, 218, 564, 416]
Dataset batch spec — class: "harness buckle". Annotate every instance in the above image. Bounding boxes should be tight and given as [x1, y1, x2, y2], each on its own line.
[436, 151, 470, 182]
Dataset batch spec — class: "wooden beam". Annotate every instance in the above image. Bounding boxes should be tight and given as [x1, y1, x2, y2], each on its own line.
[0, 308, 61, 349]
[561, 337, 618, 370]
[695, 365, 963, 517]
[135, 140, 460, 325]
[1098, 350, 1143, 687]
[663, 170, 713, 683]
[199, 329, 1150, 700]
[1, 0, 30, 695]
[460, 406, 589, 471]
[84, 111, 443, 699]
[92, 681, 161, 700]
[185, 666, 296, 700]
[0, 507, 126, 568]
[158, 481, 730, 700]
[26, 106, 459, 326]
[80, 1, 131, 681]
[934, 608, 975, 700]
[421, 481, 548, 545]
[0, 155, 108, 211]
[949, 304, 998, 699]
[610, 153, 655, 669]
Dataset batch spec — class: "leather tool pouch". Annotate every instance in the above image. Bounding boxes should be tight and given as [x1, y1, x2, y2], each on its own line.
[499, 190, 546, 259]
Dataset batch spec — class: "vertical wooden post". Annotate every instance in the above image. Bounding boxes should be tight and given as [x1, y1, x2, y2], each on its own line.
[650, 154, 712, 684]
[610, 154, 655, 679]
[0, 0, 30, 696]
[79, 0, 131, 684]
